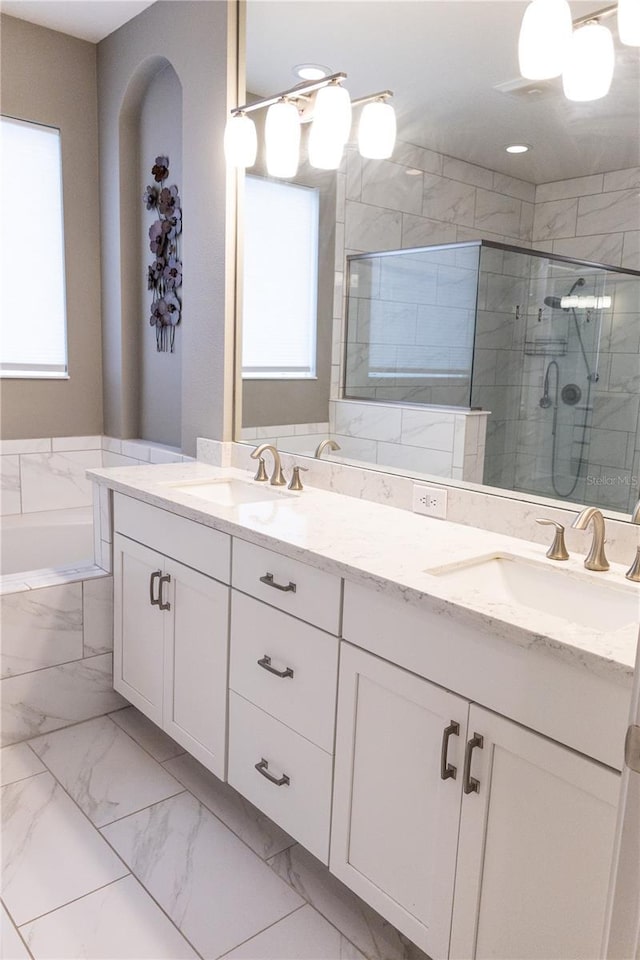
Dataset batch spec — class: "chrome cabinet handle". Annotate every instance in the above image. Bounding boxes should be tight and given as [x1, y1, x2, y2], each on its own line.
[149, 570, 161, 606]
[254, 758, 290, 786]
[259, 573, 296, 593]
[440, 720, 460, 781]
[258, 655, 294, 679]
[158, 573, 171, 611]
[463, 733, 484, 795]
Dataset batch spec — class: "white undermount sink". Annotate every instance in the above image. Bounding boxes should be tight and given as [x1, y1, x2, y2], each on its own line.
[427, 554, 639, 632]
[165, 478, 294, 507]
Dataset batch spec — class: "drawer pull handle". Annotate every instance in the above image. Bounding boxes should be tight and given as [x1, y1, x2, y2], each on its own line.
[255, 758, 290, 787]
[440, 720, 460, 781]
[258, 655, 294, 679]
[260, 573, 297, 593]
[463, 733, 484, 795]
[149, 570, 162, 606]
[158, 573, 171, 611]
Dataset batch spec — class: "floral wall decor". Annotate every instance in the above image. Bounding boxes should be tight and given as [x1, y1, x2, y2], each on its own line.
[144, 155, 182, 352]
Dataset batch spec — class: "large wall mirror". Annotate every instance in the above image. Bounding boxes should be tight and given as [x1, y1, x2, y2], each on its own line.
[235, 0, 640, 519]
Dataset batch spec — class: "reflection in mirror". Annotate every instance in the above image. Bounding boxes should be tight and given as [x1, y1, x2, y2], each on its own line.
[238, 1, 640, 518]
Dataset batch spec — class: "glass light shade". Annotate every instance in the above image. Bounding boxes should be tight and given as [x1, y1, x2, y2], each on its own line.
[312, 84, 352, 143]
[358, 101, 397, 160]
[223, 114, 257, 168]
[308, 120, 345, 170]
[265, 101, 300, 178]
[562, 22, 615, 102]
[518, 0, 572, 79]
[618, 0, 640, 45]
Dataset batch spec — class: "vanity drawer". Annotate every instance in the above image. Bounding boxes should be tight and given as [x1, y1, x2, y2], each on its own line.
[228, 692, 333, 864]
[232, 539, 341, 634]
[114, 493, 230, 584]
[230, 591, 338, 752]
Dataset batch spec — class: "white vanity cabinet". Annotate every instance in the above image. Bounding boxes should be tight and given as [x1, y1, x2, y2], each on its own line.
[333, 596, 622, 960]
[112, 495, 231, 779]
[227, 541, 341, 863]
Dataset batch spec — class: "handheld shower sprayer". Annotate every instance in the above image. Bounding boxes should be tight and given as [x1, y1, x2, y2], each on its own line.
[543, 277, 586, 311]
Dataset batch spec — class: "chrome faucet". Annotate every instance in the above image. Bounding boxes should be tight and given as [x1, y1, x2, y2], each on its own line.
[626, 500, 640, 583]
[572, 507, 609, 572]
[315, 438, 341, 459]
[250, 444, 286, 486]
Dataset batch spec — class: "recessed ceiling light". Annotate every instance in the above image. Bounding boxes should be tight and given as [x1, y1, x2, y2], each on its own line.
[405, 168, 422, 176]
[294, 64, 331, 81]
[505, 143, 532, 154]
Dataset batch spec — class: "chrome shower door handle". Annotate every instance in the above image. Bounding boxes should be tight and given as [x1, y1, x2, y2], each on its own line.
[440, 720, 460, 781]
[254, 758, 290, 786]
[149, 570, 162, 606]
[463, 733, 484, 795]
[158, 573, 171, 611]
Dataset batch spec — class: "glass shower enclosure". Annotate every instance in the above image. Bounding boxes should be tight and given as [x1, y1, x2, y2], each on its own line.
[344, 240, 640, 513]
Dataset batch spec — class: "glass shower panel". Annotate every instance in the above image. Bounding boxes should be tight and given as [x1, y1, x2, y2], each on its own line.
[345, 244, 478, 406]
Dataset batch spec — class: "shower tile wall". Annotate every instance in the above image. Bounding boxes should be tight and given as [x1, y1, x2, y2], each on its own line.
[529, 169, 640, 511]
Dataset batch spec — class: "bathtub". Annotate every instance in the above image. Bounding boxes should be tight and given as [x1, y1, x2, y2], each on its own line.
[0, 506, 94, 578]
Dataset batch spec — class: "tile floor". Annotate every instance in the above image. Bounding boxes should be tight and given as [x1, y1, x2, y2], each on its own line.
[1, 706, 426, 960]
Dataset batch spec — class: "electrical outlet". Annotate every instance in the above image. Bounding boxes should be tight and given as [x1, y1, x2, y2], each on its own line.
[413, 484, 447, 519]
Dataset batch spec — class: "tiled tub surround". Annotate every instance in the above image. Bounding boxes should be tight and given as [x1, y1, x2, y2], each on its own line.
[0, 710, 422, 960]
[0, 575, 124, 747]
[0, 435, 193, 517]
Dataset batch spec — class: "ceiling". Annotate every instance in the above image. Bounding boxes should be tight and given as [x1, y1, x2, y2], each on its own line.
[247, 0, 640, 184]
[4, 0, 638, 182]
[1, 0, 155, 43]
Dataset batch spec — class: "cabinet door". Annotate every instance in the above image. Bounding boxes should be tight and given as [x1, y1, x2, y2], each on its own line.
[450, 704, 620, 960]
[113, 534, 165, 725]
[330, 643, 469, 959]
[163, 558, 230, 780]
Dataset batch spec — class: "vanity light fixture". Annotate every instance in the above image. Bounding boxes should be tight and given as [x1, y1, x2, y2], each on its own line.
[618, 0, 640, 45]
[518, 1, 635, 102]
[265, 99, 300, 178]
[560, 294, 612, 309]
[563, 19, 615, 101]
[224, 72, 396, 174]
[505, 143, 531, 154]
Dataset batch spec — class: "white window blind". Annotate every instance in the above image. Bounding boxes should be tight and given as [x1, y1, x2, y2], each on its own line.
[242, 175, 318, 379]
[0, 116, 68, 378]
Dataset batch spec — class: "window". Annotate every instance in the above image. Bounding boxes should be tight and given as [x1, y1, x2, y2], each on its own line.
[1, 116, 68, 378]
[242, 175, 318, 379]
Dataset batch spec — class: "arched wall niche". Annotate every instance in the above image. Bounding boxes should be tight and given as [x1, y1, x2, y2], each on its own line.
[118, 57, 183, 447]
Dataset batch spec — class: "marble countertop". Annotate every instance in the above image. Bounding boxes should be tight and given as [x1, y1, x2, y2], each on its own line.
[88, 462, 639, 685]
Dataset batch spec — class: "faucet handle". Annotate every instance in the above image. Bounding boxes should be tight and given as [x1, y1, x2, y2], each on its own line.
[535, 518, 569, 561]
[288, 465, 309, 492]
[254, 457, 268, 482]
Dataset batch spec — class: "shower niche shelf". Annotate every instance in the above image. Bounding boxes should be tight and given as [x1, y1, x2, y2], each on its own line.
[524, 338, 568, 357]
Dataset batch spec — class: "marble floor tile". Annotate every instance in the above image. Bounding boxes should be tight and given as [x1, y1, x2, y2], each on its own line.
[1, 903, 30, 960]
[20, 875, 198, 960]
[0, 742, 45, 786]
[103, 792, 303, 959]
[1, 653, 126, 746]
[109, 706, 184, 762]
[220, 904, 366, 960]
[0, 583, 83, 678]
[268, 845, 422, 960]
[1, 772, 127, 925]
[163, 752, 295, 860]
[29, 716, 184, 826]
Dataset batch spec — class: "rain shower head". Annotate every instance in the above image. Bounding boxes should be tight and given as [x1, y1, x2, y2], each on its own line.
[544, 277, 586, 311]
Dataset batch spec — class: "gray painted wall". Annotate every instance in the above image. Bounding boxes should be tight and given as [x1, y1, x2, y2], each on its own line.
[138, 63, 183, 446]
[0, 15, 103, 440]
[97, 0, 237, 454]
